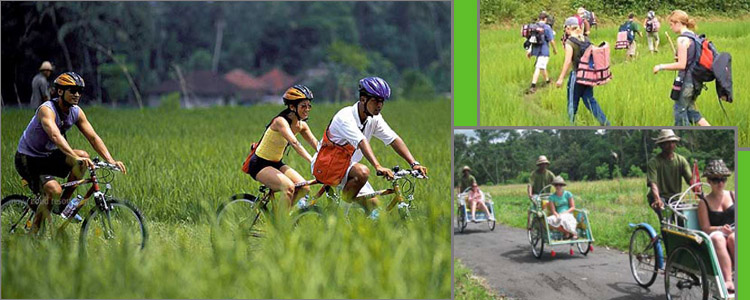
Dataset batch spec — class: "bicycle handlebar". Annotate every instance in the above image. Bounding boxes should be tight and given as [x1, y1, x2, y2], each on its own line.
[92, 157, 122, 172]
[376, 166, 428, 179]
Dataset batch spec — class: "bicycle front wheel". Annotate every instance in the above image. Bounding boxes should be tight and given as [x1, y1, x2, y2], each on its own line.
[80, 198, 147, 250]
[1, 195, 34, 237]
[216, 194, 267, 241]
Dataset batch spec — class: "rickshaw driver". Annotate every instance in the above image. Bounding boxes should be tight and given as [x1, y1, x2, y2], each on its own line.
[647, 129, 693, 220]
[528, 155, 555, 211]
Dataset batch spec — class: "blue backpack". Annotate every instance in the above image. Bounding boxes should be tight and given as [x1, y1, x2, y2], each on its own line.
[618, 21, 635, 42]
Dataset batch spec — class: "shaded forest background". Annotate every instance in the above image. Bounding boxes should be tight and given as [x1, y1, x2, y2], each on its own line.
[454, 130, 735, 185]
[1, 1, 450, 107]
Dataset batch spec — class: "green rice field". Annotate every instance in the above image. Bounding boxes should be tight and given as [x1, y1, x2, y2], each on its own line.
[481, 19, 750, 146]
[1, 99, 451, 298]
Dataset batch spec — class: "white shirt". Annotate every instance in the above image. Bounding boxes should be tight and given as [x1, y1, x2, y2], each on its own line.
[322, 102, 399, 164]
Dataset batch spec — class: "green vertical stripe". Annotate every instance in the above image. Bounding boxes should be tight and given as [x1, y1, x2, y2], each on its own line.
[453, 0, 478, 126]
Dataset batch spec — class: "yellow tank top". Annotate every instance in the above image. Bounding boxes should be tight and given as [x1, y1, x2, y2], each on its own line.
[255, 127, 288, 162]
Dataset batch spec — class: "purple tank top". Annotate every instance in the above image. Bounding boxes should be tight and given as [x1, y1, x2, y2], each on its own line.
[17, 100, 80, 157]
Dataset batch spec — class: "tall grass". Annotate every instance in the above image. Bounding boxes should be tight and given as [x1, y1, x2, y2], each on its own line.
[481, 19, 750, 146]
[478, 176, 734, 251]
[1, 99, 451, 298]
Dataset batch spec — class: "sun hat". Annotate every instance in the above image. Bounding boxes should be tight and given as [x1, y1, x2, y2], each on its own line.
[39, 61, 53, 71]
[653, 129, 681, 144]
[703, 159, 732, 178]
[551, 176, 567, 186]
[564, 17, 579, 28]
[462, 166, 471, 172]
[536, 155, 550, 165]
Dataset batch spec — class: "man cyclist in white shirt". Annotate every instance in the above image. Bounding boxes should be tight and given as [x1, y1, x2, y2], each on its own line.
[312, 76, 428, 216]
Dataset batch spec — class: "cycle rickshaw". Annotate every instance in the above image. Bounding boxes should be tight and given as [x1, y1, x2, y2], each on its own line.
[527, 184, 594, 258]
[455, 187, 496, 233]
[628, 182, 735, 300]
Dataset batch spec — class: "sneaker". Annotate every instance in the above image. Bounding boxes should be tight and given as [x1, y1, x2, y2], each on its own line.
[297, 197, 308, 210]
[72, 214, 83, 223]
[471, 217, 477, 223]
[368, 208, 380, 220]
[489, 216, 496, 221]
[525, 87, 537, 95]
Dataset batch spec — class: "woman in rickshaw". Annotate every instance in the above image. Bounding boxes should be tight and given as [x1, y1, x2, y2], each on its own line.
[697, 159, 735, 293]
[468, 183, 494, 222]
[546, 176, 578, 239]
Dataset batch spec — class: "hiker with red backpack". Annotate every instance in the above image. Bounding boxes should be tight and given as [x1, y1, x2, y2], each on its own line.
[653, 10, 733, 126]
[555, 17, 611, 126]
[524, 12, 557, 94]
[644, 11, 661, 53]
[616, 13, 644, 61]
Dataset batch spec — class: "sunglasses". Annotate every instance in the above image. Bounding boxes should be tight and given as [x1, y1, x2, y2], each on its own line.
[708, 177, 728, 183]
[66, 87, 84, 94]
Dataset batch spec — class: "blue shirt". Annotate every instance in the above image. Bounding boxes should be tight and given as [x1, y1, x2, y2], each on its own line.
[530, 22, 555, 57]
[17, 100, 80, 157]
[549, 190, 573, 213]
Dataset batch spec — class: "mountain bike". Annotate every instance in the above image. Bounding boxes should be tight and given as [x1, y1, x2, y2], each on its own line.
[1, 157, 147, 250]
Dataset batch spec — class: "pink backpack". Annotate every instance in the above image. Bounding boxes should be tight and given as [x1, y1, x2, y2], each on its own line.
[615, 31, 630, 49]
[572, 40, 612, 86]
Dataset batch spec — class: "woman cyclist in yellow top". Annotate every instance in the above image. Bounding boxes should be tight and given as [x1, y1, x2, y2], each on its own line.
[244, 85, 318, 208]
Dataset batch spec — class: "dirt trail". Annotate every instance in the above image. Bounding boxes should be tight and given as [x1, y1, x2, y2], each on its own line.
[455, 222, 667, 300]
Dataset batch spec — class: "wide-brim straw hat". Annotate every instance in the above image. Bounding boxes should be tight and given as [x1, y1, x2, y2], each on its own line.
[703, 159, 732, 178]
[653, 129, 681, 144]
[536, 155, 550, 165]
[462, 166, 471, 172]
[39, 61, 53, 71]
[551, 176, 566, 186]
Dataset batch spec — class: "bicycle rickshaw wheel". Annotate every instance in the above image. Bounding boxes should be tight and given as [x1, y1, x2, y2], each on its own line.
[576, 241, 592, 256]
[457, 205, 467, 233]
[216, 194, 267, 241]
[529, 216, 544, 258]
[1, 195, 34, 237]
[665, 246, 709, 300]
[629, 227, 658, 287]
[488, 220, 496, 231]
[80, 198, 147, 250]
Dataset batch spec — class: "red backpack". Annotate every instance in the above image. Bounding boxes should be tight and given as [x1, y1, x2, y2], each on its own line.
[681, 32, 733, 102]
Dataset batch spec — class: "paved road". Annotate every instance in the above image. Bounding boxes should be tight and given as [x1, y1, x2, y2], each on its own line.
[455, 222, 667, 300]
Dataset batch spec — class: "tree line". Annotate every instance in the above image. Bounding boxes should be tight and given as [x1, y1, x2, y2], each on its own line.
[1, 1, 450, 107]
[481, 0, 749, 26]
[454, 130, 735, 185]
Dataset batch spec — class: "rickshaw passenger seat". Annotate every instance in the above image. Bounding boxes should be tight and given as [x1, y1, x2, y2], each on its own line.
[681, 207, 701, 230]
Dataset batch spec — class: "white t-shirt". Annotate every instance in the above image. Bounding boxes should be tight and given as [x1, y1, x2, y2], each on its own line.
[321, 102, 399, 164]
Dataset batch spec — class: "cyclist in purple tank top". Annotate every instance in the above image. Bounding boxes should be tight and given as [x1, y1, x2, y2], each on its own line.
[14, 72, 127, 232]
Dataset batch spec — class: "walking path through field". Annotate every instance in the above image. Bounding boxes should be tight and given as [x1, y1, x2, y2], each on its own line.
[455, 222, 666, 300]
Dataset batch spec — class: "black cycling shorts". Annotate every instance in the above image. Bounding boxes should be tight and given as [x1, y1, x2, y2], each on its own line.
[14, 150, 72, 194]
[245, 154, 286, 180]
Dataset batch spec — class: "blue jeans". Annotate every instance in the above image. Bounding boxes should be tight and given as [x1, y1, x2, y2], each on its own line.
[673, 78, 703, 126]
[567, 71, 610, 126]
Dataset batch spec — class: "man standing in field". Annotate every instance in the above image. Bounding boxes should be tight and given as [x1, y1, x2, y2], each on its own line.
[623, 13, 644, 61]
[528, 155, 555, 199]
[647, 129, 692, 219]
[30, 61, 53, 107]
[311, 76, 427, 217]
[457, 166, 477, 193]
[14, 71, 127, 231]
[525, 12, 557, 95]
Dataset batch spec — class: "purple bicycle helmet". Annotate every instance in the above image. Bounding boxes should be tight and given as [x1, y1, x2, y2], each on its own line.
[358, 77, 391, 100]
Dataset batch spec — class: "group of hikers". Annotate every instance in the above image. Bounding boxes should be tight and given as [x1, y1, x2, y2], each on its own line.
[522, 8, 732, 127]
[13, 71, 428, 231]
[457, 129, 735, 292]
